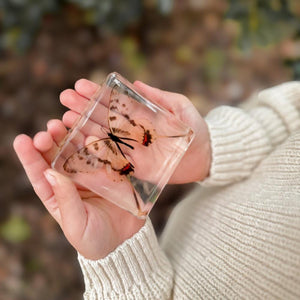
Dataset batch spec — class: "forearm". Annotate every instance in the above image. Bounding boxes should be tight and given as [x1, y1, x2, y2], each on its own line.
[201, 82, 300, 186]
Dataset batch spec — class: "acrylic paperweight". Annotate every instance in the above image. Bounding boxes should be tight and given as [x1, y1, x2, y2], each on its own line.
[52, 72, 194, 218]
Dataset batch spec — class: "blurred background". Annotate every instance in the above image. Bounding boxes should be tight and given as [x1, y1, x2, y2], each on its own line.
[1, 0, 300, 299]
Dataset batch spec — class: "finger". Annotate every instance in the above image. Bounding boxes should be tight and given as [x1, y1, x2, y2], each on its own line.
[33, 131, 53, 153]
[60, 89, 89, 113]
[63, 110, 108, 136]
[44, 169, 87, 243]
[60, 89, 109, 125]
[13, 134, 61, 222]
[33, 131, 58, 164]
[62, 110, 80, 128]
[75, 79, 100, 99]
[47, 119, 68, 146]
[134, 81, 189, 114]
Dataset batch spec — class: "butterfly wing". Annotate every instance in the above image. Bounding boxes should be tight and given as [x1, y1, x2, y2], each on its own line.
[108, 85, 156, 146]
[63, 137, 134, 177]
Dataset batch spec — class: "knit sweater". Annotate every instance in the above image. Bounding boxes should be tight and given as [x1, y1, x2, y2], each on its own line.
[78, 82, 300, 299]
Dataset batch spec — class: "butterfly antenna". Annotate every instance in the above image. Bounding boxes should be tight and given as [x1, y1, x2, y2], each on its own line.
[114, 140, 128, 159]
[100, 126, 108, 136]
[157, 133, 184, 139]
[158, 129, 194, 140]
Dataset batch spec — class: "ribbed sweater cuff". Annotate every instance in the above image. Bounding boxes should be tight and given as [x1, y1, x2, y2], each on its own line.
[200, 106, 272, 186]
[78, 217, 173, 300]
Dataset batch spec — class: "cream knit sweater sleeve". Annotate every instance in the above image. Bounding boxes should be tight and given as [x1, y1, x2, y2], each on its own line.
[78, 218, 173, 300]
[201, 81, 300, 186]
[77, 82, 300, 300]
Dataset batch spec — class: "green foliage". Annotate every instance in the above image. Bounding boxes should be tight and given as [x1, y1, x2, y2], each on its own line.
[226, 0, 300, 78]
[121, 36, 146, 73]
[226, 0, 300, 49]
[0, 215, 31, 243]
[0, 0, 174, 53]
[203, 48, 226, 82]
[0, 0, 60, 52]
[71, 0, 142, 31]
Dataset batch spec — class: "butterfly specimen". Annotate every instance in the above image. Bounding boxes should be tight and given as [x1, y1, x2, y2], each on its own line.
[61, 81, 193, 216]
[62, 85, 162, 215]
[63, 85, 156, 179]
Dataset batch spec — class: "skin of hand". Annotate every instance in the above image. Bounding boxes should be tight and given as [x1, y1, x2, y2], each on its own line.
[13, 79, 211, 260]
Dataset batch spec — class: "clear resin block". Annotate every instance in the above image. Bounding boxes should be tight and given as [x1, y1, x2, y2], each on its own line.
[52, 72, 194, 218]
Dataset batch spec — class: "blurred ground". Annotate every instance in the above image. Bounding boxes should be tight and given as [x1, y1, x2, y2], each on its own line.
[1, 1, 299, 299]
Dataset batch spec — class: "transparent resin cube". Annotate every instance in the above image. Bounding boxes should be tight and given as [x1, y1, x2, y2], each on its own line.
[52, 72, 194, 218]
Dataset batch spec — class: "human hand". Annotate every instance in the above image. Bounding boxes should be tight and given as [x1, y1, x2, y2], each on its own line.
[134, 81, 211, 184]
[61, 80, 211, 184]
[13, 78, 211, 260]
[13, 80, 145, 260]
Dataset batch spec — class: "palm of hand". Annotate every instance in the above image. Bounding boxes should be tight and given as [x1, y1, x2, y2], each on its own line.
[170, 107, 210, 183]
[132, 81, 211, 183]
[72, 191, 145, 260]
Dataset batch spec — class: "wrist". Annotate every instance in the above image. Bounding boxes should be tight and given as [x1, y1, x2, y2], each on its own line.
[75, 200, 147, 261]
[119, 215, 146, 243]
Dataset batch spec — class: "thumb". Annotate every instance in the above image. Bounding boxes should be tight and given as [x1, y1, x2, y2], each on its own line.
[44, 169, 87, 242]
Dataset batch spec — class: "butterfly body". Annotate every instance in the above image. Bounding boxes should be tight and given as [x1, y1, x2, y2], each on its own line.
[107, 132, 134, 151]
[63, 131, 136, 176]
[63, 87, 186, 179]
[105, 131, 135, 175]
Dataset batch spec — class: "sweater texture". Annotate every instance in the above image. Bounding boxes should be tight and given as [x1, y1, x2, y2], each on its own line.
[78, 82, 300, 299]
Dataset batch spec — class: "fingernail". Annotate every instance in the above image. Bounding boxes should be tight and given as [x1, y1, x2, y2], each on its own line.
[44, 169, 57, 186]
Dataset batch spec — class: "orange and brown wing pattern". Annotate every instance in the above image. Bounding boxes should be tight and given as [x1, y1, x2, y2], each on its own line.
[63, 138, 134, 176]
[109, 86, 157, 146]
